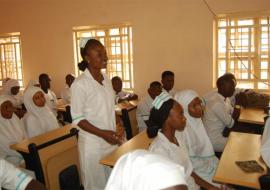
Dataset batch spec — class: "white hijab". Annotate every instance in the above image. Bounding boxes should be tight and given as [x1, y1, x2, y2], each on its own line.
[25, 80, 39, 90]
[2, 79, 22, 108]
[0, 95, 26, 165]
[23, 86, 59, 138]
[174, 90, 215, 157]
[105, 150, 187, 190]
[261, 117, 270, 167]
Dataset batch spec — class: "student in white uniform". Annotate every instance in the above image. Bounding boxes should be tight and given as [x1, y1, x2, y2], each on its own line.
[161, 71, 176, 96]
[71, 39, 125, 190]
[39, 73, 57, 116]
[202, 75, 241, 152]
[0, 95, 27, 166]
[105, 150, 188, 190]
[61, 74, 75, 104]
[261, 117, 270, 167]
[111, 76, 138, 104]
[0, 159, 46, 190]
[174, 90, 220, 186]
[23, 86, 59, 138]
[136, 81, 162, 132]
[147, 92, 221, 190]
[2, 79, 23, 109]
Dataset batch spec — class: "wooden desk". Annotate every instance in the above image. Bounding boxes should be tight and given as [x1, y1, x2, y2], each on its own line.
[100, 130, 152, 166]
[115, 100, 139, 115]
[10, 125, 74, 153]
[238, 107, 266, 125]
[213, 132, 267, 189]
[56, 99, 69, 112]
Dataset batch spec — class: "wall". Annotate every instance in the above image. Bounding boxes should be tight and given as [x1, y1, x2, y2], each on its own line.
[0, 0, 269, 97]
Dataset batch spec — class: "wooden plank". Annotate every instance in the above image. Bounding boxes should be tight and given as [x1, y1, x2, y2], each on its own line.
[213, 132, 267, 189]
[238, 107, 266, 125]
[10, 125, 74, 153]
[100, 130, 152, 166]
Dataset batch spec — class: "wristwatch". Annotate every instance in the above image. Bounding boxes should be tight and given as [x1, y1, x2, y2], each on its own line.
[235, 105, 241, 109]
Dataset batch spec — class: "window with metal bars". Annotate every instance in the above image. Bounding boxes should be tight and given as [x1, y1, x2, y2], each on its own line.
[0, 33, 23, 86]
[216, 17, 270, 90]
[73, 25, 134, 91]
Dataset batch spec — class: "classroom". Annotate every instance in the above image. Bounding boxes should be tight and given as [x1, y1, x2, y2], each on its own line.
[0, 0, 269, 189]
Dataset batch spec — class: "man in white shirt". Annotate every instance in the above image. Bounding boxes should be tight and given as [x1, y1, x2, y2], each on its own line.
[39, 73, 57, 116]
[136, 81, 162, 132]
[202, 74, 241, 152]
[0, 159, 46, 190]
[111, 76, 138, 104]
[161, 71, 175, 96]
[61, 74, 75, 104]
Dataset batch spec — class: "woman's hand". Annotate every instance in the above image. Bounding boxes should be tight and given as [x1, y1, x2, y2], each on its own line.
[100, 130, 120, 145]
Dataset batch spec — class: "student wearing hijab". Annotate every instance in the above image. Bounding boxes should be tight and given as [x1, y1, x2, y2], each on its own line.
[261, 117, 270, 167]
[174, 90, 220, 186]
[111, 76, 138, 104]
[23, 86, 59, 138]
[71, 39, 125, 190]
[105, 150, 188, 190]
[136, 81, 162, 132]
[0, 159, 46, 190]
[202, 75, 241, 152]
[61, 74, 75, 104]
[147, 92, 222, 190]
[0, 95, 27, 166]
[39, 73, 57, 116]
[2, 79, 23, 109]
[161, 71, 176, 96]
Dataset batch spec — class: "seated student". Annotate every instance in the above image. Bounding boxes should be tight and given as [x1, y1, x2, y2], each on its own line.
[0, 159, 46, 190]
[105, 150, 188, 190]
[147, 92, 221, 190]
[111, 76, 138, 103]
[39, 73, 57, 116]
[202, 75, 241, 152]
[174, 90, 220, 186]
[136, 81, 162, 132]
[261, 117, 270, 168]
[0, 95, 27, 166]
[161, 71, 176, 96]
[23, 86, 59, 138]
[61, 74, 75, 104]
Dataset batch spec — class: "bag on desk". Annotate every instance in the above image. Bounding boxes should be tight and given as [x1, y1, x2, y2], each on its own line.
[235, 160, 264, 173]
[246, 92, 270, 108]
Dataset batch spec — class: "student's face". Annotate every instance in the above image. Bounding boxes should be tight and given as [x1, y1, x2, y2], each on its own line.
[86, 45, 108, 70]
[40, 75, 51, 89]
[33, 91, 46, 107]
[66, 75, 75, 87]
[11, 86, 20, 95]
[162, 76, 174, 91]
[223, 80, 235, 97]
[112, 79, 122, 93]
[148, 85, 162, 99]
[188, 97, 203, 118]
[1, 101, 14, 119]
[166, 102, 186, 131]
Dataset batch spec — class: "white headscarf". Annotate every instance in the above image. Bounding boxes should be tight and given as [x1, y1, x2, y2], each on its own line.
[25, 80, 39, 90]
[105, 150, 187, 190]
[23, 86, 59, 138]
[261, 117, 270, 167]
[2, 79, 20, 96]
[0, 95, 26, 165]
[174, 90, 215, 157]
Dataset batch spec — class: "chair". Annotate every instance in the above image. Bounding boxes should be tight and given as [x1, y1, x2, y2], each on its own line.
[27, 128, 82, 190]
[121, 107, 139, 140]
[259, 174, 270, 190]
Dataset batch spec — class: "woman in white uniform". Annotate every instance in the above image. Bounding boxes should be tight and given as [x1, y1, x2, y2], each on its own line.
[71, 39, 124, 190]
[0, 95, 27, 166]
[174, 90, 220, 186]
[147, 92, 221, 190]
[23, 86, 59, 138]
[105, 150, 188, 190]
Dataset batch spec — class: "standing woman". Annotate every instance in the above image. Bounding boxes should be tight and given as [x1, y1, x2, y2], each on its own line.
[71, 39, 123, 190]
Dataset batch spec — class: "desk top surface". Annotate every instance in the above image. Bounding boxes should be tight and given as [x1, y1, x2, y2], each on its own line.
[238, 107, 266, 125]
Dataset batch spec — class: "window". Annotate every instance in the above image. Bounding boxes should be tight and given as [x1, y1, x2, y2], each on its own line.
[73, 24, 134, 90]
[216, 16, 270, 90]
[0, 33, 23, 86]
